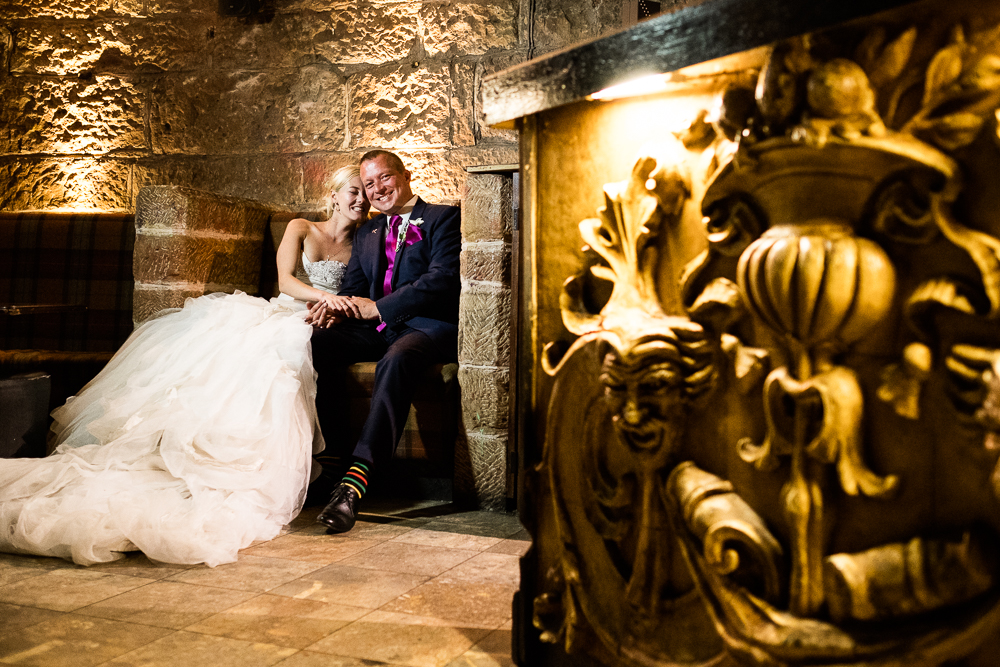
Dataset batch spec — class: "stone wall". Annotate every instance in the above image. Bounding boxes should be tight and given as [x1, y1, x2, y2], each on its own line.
[0, 0, 628, 213]
[0, 1, 516, 212]
[456, 171, 514, 510]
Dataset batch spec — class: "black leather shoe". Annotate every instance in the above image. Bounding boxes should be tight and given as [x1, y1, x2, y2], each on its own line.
[317, 483, 361, 533]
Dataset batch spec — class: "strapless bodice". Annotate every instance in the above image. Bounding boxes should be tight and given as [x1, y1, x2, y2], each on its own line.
[301, 253, 347, 295]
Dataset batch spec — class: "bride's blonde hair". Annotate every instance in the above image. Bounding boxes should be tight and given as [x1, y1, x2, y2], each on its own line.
[326, 165, 362, 217]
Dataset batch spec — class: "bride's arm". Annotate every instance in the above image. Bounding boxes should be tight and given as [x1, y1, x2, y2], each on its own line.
[276, 219, 339, 304]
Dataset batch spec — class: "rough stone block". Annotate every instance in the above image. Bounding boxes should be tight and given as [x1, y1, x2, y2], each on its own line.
[454, 430, 508, 511]
[301, 152, 367, 205]
[0, 157, 132, 211]
[0, 0, 211, 19]
[462, 173, 514, 242]
[150, 68, 346, 155]
[11, 18, 213, 74]
[459, 365, 510, 431]
[395, 146, 518, 205]
[313, 2, 419, 65]
[458, 281, 512, 366]
[132, 285, 203, 324]
[420, 1, 519, 56]
[450, 60, 478, 148]
[461, 243, 512, 284]
[133, 155, 304, 209]
[0, 75, 145, 155]
[530, 0, 621, 56]
[212, 13, 316, 71]
[135, 185, 272, 236]
[133, 232, 264, 287]
[0, 26, 10, 71]
[350, 63, 451, 149]
[474, 53, 525, 141]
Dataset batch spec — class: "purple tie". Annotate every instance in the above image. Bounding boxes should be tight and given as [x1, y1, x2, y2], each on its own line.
[382, 214, 402, 297]
[377, 215, 402, 332]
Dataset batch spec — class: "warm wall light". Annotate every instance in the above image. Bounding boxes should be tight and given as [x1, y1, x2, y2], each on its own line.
[45, 160, 115, 212]
[589, 73, 671, 101]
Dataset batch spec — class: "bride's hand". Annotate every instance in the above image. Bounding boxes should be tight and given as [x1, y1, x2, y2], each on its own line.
[306, 301, 341, 328]
[320, 294, 361, 319]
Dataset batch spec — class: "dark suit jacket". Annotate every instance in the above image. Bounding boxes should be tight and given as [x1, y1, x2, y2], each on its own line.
[337, 197, 461, 346]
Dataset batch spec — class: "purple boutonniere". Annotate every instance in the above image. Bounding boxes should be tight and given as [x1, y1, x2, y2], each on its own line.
[394, 217, 424, 253]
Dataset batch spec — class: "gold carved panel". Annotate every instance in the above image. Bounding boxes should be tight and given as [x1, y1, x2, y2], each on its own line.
[518, 2, 1000, 665]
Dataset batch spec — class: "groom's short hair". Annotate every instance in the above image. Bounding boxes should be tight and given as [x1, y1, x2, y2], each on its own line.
[360, 149, 406, 174]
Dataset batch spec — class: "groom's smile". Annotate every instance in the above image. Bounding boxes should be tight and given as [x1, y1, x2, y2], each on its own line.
[361, 155, 415, 216]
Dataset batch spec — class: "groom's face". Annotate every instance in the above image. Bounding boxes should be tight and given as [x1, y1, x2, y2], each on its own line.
[361, 156, 414, 216]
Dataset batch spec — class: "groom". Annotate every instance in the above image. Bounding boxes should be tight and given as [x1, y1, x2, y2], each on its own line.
[310, 150, 461, 532]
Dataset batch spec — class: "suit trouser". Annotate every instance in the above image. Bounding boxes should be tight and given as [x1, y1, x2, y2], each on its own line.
[311, 319, 447, 469]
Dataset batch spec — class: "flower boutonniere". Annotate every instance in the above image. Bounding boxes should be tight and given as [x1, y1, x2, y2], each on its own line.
[394, 217, 425, 253]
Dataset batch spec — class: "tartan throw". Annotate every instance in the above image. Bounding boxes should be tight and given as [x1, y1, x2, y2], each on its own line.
[0, 212, 135, 353]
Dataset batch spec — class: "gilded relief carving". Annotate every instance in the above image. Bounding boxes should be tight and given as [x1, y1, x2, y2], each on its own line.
[532, 12, 1000, 667]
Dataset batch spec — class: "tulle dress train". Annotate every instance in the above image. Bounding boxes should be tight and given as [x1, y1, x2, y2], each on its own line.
[0, 255, 346, 567]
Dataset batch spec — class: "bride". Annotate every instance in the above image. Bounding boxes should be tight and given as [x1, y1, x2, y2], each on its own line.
[0, 166, 368, 567]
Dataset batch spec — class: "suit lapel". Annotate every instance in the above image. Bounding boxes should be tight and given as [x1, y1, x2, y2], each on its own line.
[369, 214, 387, 297]
[391, 198, 426, 291]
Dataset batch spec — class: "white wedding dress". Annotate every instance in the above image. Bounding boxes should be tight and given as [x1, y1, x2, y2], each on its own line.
[0, 254, 347, 567]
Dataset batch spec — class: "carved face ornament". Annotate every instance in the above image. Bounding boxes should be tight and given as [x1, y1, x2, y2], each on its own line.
[600, 342, 686, 450]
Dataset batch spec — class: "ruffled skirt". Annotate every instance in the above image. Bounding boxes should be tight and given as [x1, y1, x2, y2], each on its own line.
[0, 292, 321, 566]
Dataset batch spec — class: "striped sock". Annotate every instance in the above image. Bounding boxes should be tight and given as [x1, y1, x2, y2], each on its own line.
[342, 461, 370, 498]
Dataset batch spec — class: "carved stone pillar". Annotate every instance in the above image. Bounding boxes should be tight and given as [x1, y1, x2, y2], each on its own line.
[485, 0, 1000, 665]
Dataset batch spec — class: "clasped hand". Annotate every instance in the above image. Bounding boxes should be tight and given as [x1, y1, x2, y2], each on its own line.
[305, 295, 380, 328]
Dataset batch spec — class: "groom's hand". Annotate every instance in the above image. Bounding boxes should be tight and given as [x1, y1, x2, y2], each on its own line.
[322, 295, 362, 319]
[349, 297, 381, 321]
[306, 301, 341, 328]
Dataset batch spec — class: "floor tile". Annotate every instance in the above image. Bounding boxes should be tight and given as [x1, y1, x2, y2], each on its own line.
[444, 653, 514, 667]
[75, 580, 256, 629]
[0, 553, 68, 588]
[435, 553, 521, 586]
[243, 534, 382, 564]
[381, 580, 515, 628]
[287, 506, 324, 529]
[467, 628, 513, 655]
[86, 552, 192, 580]
[418, 520, 521, 540]
[105, 630, 298, 667]
[391, 529, 502, 552]
[424, 513, 523, 537]
[274, 649, 398, 666]
[291, 519, 414, 542]
[0, 602, 64, 632]
[507, 528, 530, 542]
[306, 610, 491, 667]
[361, 498, 453, 517]
[338, 541, 478, 577]
[186, 593, 368, 649]
[0, 569, 156, 612]
[166, 555, 325, 593]
[0, 613, 170, 667]
[0, 553, 75, 571]
[484, 540, 530, 557]
[268, 564, 427, 609]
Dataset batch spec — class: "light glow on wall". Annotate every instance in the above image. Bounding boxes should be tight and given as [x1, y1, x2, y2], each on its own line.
[589, 73, 672, 101]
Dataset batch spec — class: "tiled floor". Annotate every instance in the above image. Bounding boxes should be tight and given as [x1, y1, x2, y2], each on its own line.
[0, 499, 528, 667]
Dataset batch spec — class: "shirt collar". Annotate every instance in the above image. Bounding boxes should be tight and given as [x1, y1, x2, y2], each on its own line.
[387, 195, 419, 226]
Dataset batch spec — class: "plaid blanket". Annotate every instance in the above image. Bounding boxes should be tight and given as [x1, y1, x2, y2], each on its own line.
[0, 212, 135, 353]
